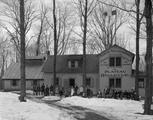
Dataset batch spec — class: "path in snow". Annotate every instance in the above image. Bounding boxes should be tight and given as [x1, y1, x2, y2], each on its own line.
[27, 95, 111, 120]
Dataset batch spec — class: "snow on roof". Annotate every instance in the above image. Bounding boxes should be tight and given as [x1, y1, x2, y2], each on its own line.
[2, 62, 44, 80]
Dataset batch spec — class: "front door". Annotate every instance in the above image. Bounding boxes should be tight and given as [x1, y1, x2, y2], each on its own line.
[69, 78, 75, 87]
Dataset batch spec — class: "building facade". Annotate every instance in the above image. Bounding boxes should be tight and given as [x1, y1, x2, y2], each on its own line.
[2, 44, 146, 96]
[99, 45, 135, 91]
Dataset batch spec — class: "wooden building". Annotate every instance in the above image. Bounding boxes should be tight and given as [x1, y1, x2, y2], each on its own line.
[2, 56, 45, 91]
[1, 44, 146, 96]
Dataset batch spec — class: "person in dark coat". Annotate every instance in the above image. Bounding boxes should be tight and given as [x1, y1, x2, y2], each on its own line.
[45, 85, 49, 96]
[97, 89, 102, 98]
[41, 83, 45, 95]
[74, 86, 78, 96]
[49, 85, 54, 95]
[37, 84, 41, 96]
[86, 86, 90, 98]
[59, 87, 65, 98]
[33, 85, 37, 95]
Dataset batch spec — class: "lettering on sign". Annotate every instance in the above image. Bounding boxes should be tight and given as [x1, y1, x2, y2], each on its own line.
[101, 69, 129, 77]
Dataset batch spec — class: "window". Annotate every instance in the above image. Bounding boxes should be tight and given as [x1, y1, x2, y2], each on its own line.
[109, 78, 121, 88]
[138, 78, 144, 88]
[116, 78, 121, 88]
[12, 80, 18, 86]
[109, 57, 115, 67]
[33, 80, 38, 86]
[56, 78, 59, 85]
[109, 57, 121, 67]
[109, 78, 114, 88]
[86, 78, 91, 87]
[68, 60, 79, 68]
[71, 61, 75, 68]
[116, 57, 121, 66]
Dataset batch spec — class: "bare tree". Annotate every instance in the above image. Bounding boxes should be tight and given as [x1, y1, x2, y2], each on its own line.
[135, 0, 141, 100]
[35, 3, 48, 56]
[144, 0, 152, 115]
[53, 0, 57, 86]
[0, 0, 36, 61]
[74, 0, 96, 86]
[56, 5, 75, 55]
[89, 1, 127, 51]
[0, 36, 9, 89]
[19, 0, 26, 102]
[44, 2, 75, 55]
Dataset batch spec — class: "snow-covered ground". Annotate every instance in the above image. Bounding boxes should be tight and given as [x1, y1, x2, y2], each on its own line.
[1, 91, 153, 120]
[58, 96, 153, 120]
[0, 92, 75, 120]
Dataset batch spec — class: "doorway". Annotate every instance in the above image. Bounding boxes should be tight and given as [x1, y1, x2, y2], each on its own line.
[69, 78, 75, 87]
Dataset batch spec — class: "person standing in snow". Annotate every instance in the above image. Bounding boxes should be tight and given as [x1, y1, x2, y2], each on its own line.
[37, 84, 41, 96]
[70, 86, 74, 96]
[41, 83, 45, 95]
[49, 85, 53, 95]
[79, 86, 83, 96]
[97, 89, 102, 98]
[33, 84, 37, 95]
[45, 85, 49, 96]
[55, 86, 59, 96]
[74, 85, 78, 96]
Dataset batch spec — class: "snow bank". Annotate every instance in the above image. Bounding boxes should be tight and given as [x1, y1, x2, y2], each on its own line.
[42, 96, 61, 101]
[59, 96, 153, 120]
[0, 92, 75, 120]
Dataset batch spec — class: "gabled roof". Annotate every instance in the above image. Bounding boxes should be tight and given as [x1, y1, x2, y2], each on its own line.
[99, 44, 135, 62]
[42, 54, 99, 73]
[2, 60, 44, 80]
[25, 54, 46, 60]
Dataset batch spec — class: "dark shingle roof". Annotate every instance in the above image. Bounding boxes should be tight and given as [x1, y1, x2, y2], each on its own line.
[42, 54, 99, 73]
[2, 61, 44, 80]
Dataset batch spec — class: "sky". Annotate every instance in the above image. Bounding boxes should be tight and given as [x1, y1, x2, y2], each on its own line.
[0, 0, 147, 55]
[36, 0, 146, 55]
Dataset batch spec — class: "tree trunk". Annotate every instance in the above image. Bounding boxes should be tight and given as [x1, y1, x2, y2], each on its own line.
[19, 0, 26, 102]
[144, 0, 152, 114]
[36, 28, 42, 56]
[53, 0, 57, 87]
[0, 55, 5, 90]
[83, 0, 88, 87]
[135, 0, 140, 100]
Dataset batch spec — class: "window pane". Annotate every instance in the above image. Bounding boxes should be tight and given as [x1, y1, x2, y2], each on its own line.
[138, 78, 144, 88]
[86, 78, 91, 87]
[116, 78, 121, 88]
[116, 57, 121, 66]
[56, 78, 59, 85]
[75, 61, 78, 68]
[33, 81, 37, 86]
[12, 80, 17, 86]
[109, 78, 114, 88]
[109, 57, 115, 66]
[71, 61, 75, 68]
[68, 61, 71, 68]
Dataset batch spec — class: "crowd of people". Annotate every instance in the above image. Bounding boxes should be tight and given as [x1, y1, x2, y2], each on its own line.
[96, 88, 139, 100]
[33, 84, 93, 98]
[33, 84, 139, 100]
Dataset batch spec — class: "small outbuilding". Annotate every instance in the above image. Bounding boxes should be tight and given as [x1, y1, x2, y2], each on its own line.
[2, 56, 45, 91]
